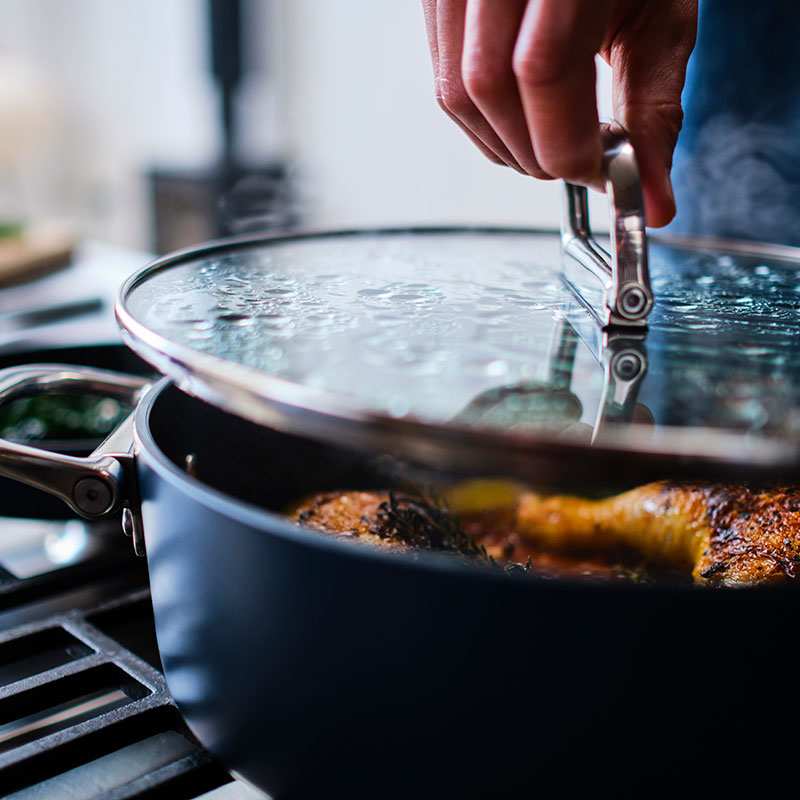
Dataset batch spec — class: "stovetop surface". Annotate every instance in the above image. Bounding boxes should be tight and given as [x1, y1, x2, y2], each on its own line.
[0, 511, 270, 799]
[0, 511, 271, 799]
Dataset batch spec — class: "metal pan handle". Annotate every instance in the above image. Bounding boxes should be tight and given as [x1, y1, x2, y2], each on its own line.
[0, 365, 151, 551]
[561, 131, 653, 328]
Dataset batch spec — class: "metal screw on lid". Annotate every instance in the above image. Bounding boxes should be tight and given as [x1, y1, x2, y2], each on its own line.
[618, 284, 652, 320]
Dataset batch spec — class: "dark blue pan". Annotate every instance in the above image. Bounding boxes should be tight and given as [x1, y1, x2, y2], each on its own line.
[137, 380, 800, 798]
[0, 365, 797, 798]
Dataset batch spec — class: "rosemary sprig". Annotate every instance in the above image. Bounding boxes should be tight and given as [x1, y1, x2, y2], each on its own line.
[374, 491, 484, 556]
[374, 491, 532, 578]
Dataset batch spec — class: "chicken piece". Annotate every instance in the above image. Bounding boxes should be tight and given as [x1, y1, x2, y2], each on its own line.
[517, 482, 800, 586]
[290, 489, 499, 558]
[290, 486, 649, 582]
[292, 481, 800, 586]
[288, 491, 400, 551]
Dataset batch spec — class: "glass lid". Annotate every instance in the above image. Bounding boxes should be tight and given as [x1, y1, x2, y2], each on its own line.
[116, 227, 800, 487]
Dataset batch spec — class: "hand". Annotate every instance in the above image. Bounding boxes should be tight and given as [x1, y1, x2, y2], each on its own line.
[422, 0, 697, 227]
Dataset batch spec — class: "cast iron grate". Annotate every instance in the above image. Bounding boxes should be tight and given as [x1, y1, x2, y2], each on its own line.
[0, 557, 258, 798]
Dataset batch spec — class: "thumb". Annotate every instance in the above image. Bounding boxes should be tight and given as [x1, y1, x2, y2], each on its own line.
[606, 2, 697, 228]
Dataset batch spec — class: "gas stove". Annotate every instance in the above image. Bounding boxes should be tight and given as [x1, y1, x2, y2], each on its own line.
[0, 516, 267, 798]
[0, 243, 269, 798]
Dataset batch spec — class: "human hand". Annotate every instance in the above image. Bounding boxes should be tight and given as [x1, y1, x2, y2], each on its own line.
[422, 0, 697, 227]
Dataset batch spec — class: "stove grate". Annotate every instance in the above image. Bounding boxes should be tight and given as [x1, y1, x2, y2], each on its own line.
[0, 588, 246, 798]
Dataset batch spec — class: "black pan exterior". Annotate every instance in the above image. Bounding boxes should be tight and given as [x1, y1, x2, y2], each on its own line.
[135, 384, 800, 798]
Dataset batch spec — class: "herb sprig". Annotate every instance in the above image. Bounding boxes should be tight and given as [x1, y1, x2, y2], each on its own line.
[374, 491, 533, 576]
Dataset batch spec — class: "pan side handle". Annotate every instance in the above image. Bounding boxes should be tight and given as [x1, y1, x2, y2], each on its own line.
[0, 365, 151, 554]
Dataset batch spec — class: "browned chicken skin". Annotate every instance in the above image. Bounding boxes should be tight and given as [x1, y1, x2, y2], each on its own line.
[291, 486, 657, 582]
[290, 491, 395, 551]
[518, 481, 800, 586]
[291, 481, 800, 586]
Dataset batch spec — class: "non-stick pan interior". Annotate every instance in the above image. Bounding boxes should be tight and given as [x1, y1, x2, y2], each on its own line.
[146, 383, 399, 512]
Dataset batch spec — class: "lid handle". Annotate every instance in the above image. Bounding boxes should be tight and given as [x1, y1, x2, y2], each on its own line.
[561, 131, 653, 328]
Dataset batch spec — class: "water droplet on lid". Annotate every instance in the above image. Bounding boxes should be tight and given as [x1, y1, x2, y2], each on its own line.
[390, 293, 427, 303]
[374, 313, 405, 326]
[387, 397, 410, 418]
[738, 345, 772, 356]
[217, 313, 251, 323]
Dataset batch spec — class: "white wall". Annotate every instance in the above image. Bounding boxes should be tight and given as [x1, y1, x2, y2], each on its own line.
[276, 1, 610, 230]
[0, 0, 217, 247]
[0, 0, 612, 249]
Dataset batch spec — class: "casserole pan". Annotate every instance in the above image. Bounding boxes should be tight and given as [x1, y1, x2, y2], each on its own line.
[2, 136, 800, 796]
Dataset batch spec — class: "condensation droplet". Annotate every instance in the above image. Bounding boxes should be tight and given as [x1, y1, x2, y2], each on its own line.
[487, 360, 509, 377]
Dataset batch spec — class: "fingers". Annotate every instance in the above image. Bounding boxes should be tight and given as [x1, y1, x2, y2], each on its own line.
[513, 0, 619, 189]
[427, 0, 527, 171]
[461, 0, 551, 178]
[422, 0, 697, 226]
[423, 0, 612, 185]
[606, 1, 698, 227]
[422, 0, 504, 165]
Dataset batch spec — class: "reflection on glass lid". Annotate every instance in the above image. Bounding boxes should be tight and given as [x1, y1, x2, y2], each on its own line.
[121, 230, 800, 444]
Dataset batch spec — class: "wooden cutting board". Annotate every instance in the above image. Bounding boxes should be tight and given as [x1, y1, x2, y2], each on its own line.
[0, 223, 75, 288]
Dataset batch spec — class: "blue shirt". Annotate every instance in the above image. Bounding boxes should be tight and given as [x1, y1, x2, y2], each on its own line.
[669, 0, 800, 245]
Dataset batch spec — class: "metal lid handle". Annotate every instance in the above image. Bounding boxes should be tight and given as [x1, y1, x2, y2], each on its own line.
[561, 131, 653, 328]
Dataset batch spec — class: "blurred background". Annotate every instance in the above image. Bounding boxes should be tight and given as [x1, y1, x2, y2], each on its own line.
[0, 0, 613, 257]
